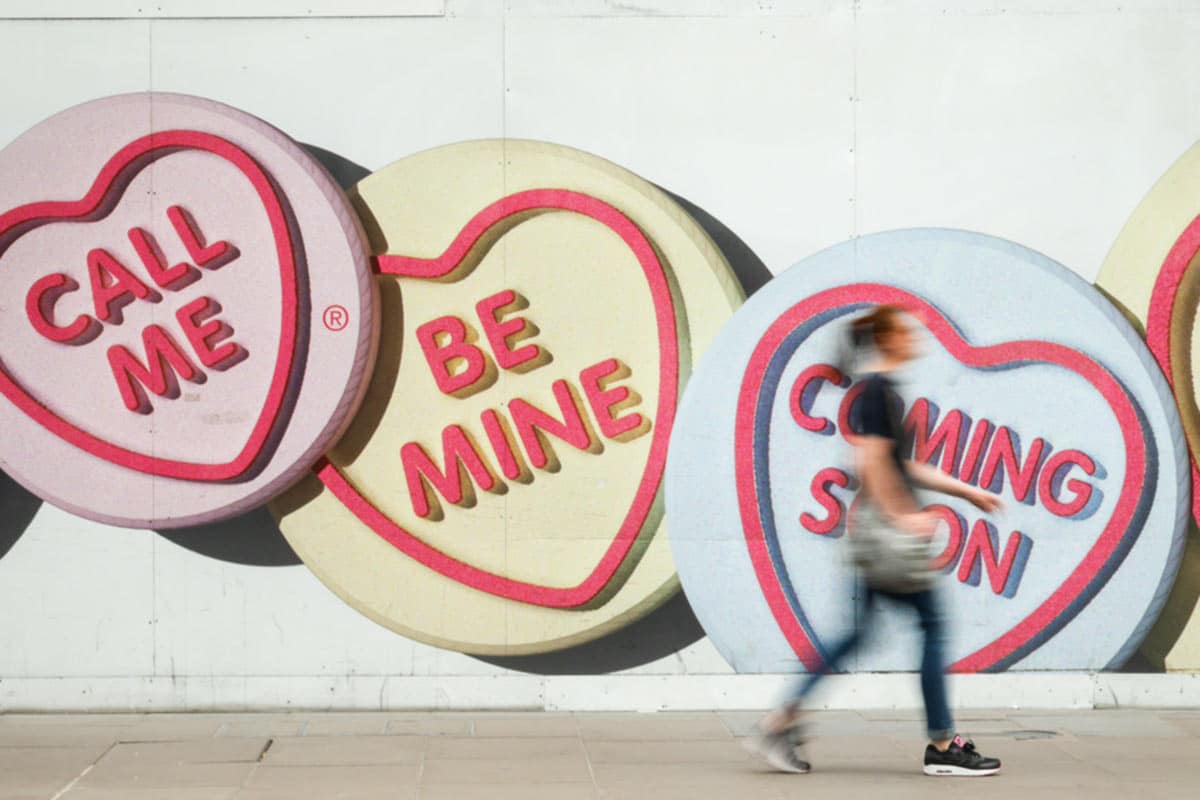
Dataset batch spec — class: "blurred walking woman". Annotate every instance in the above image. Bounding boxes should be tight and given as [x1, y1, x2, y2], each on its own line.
[750, 305, 1005, 777]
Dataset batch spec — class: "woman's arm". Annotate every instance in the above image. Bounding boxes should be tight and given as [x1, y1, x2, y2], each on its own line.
[856, 436, 934, 536]
[905, 460, 1003, 513]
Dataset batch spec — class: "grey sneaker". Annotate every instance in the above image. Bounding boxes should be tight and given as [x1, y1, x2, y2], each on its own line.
[745, 729, 811, 774]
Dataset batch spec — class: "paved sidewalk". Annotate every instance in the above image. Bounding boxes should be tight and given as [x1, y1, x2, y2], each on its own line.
[0, 709, 1196, 799]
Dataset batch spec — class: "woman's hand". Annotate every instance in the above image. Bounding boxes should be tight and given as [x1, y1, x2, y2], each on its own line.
[906, 461, 1005, 515]
[965, 486, 1004, 514]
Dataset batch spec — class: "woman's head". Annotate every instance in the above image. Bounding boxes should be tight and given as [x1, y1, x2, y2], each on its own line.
[851, 305, 918, 364]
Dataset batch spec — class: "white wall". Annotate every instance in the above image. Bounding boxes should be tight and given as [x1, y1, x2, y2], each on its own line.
[2, 0, 1200, 711]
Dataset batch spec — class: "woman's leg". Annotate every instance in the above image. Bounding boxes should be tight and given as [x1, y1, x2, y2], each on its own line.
[767, 585, 875, 730]
[909, 588, 954, 743]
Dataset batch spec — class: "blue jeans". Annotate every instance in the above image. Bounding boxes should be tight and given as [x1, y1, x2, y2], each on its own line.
[783, 584, 955, 741]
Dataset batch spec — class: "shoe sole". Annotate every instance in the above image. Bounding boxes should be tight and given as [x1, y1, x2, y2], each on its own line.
[765, 752, 811, 774]
[923, 764, 1001, 777]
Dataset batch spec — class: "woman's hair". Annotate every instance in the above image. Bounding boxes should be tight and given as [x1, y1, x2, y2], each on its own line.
[849, 305, 905, 350]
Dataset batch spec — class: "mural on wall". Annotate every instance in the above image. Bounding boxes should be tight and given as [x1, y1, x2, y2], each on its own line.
[270, 140, 745, 656]
[0, 90, 1196, 679]
[1097, 141, 1200, 671]
[666, 230, 1189, 673]
[0, 93, 379, 529]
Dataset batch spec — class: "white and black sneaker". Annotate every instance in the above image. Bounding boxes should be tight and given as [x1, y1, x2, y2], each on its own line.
[745, 728, 811, 774]
[923, 736, 1001, 777]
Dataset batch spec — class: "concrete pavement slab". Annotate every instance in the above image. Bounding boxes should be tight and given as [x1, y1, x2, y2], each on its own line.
[424, 735, 583, 759]
[120, 716, 227, 741]
[76, 761, 255, 791]
[214, 717, 307, 739]
[576, 712, 731, 740]
[420, 754, 593, 784]
[583, 738, 752, 763]
[382, 714, 473, 737]
[422, 784, 599, 800]
[1162, 714, 1200, 734]
[96, 739, 268, 765]
[0, 725, 134, 748]
[239, 764, 420, 797]
[0, 744, 109, 798]
[1009, 711, 1188, 737]
[469, 713, 579, 738]
[261, 735, 424, 766]
[296, 714, 390, 737]
[0, 709, 1193, 799]
[59, 788, 237, 800]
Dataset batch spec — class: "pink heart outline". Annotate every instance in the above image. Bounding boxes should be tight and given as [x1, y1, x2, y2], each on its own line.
[315, 188, 680, 608]
[0, 130, 301, 482]
[1146, 215, 1200, 524]
[735, 283, 1148, 672]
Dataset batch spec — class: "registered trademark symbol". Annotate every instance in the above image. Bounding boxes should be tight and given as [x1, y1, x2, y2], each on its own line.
[323, 304, 349, 331]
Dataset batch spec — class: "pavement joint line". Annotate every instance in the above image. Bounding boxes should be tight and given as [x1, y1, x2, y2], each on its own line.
[416, 737, 428, 785]
[579, 726, 599, 792]
[48, 740, 115, 800]
[242, 760, 261, 790]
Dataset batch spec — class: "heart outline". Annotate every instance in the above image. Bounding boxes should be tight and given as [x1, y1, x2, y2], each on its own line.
[735, 283, 1149, 672]
[1146, 215, 1200, 524]
[316, 188, 679, 608]
[0, 130, 300, 482]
